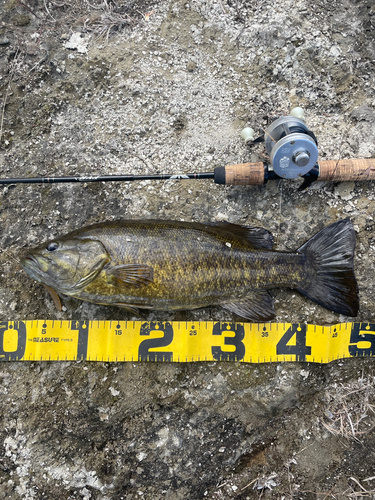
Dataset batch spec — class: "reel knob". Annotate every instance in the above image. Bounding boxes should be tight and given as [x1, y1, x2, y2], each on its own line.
[290, 107, 305, 120]
[293, 150, 310, 168]
[240, 127, 255, 145]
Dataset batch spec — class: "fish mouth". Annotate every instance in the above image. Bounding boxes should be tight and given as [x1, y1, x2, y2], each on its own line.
[22, 254, 39, 267]
[21, 253, 41, 270]
[20, 253, 47, 283]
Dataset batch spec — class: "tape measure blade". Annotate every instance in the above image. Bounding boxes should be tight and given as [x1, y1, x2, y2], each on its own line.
[1, 320, 374, 363]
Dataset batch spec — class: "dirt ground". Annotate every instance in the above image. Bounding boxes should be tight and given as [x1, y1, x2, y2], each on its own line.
[1, 0, 375, 498]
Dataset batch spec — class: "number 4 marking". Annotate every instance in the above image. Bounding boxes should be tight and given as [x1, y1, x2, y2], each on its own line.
[276, 324, 312, 361]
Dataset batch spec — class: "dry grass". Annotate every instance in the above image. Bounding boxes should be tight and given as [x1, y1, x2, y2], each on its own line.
[322, 373, 375, 442]
[298, 477, 375, 500]
[88, 0, 134, 42]
[344, 477, 375, 499]
[15, 0, 138, 38]
[233, 376, 375, 500]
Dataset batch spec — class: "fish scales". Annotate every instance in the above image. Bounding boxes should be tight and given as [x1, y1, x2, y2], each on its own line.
[67, 222, 304, 303]
[21, 219, 359, 321]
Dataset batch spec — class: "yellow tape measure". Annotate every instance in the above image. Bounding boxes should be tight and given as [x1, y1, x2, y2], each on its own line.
[0, 320, 374, 363]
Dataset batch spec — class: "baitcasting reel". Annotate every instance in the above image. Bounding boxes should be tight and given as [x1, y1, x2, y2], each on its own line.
[241, 107, 319, 179]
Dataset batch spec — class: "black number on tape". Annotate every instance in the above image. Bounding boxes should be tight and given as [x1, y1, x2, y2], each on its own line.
[276, 324, 311, 361]
[71, 321, 89, 360]
[349, 323, 375, 357]
[212, 322, 245, 361]
[0, 321, 26, 360]
[138, 322, 173, 361]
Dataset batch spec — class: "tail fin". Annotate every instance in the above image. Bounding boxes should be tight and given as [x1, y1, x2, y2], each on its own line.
[296, 219, 359, 317]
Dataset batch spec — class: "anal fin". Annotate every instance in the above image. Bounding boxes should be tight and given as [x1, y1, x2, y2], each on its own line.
[113, 303, 140, 315]
[113, 302, 153, 320]
[222, 290, 275, 321]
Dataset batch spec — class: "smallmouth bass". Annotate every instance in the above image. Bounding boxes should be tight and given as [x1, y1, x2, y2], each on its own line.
[21, 219, 359, 321]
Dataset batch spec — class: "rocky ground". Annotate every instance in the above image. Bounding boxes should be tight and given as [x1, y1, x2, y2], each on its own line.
[1, 0, 375, 498]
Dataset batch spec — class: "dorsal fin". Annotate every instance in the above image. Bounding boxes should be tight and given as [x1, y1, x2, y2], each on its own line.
[203, 222, 273, 250]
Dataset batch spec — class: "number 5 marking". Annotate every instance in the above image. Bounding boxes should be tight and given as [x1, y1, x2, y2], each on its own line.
[348, 323, 375, 357]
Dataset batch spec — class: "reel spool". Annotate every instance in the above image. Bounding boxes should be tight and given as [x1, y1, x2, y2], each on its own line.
[241, 108, 319, 179]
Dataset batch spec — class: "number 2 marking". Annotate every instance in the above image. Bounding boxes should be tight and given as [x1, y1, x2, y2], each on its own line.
[138, 322, 174, 361]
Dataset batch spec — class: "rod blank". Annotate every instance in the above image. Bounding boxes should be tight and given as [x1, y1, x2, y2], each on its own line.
[0, 172, 215, 185]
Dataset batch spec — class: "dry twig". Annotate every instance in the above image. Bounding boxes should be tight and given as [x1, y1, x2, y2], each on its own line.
[0, 49, 20, 149]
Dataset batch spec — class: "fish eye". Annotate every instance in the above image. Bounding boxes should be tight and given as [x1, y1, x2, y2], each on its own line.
[46, 242, 59, 252]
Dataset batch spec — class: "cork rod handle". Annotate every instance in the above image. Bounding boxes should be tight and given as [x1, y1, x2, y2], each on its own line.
[220, 162, 265, 185]
[318, 159, 375, 182]
[215, 159, 375, 186]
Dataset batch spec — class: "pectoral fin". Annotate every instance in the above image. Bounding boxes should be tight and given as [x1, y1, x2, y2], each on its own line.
[107, 264, 154, 288]
[43, 284, 62, 311]
[222, 290, 275, 321]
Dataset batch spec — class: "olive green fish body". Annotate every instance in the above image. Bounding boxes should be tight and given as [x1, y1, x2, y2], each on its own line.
[55, 221, 305, 310]
[21, 219, 359, 321]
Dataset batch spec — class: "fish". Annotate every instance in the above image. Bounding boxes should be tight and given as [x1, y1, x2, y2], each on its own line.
[20, 218, 359, 321]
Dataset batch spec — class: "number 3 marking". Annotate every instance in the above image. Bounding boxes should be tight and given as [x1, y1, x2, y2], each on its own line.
[212, 322, 245, 361]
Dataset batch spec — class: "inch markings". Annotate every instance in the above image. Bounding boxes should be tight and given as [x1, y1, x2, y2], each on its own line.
[0, 321, 373, 363]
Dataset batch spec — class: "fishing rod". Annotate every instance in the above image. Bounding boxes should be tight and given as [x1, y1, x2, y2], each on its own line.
[1, 108, 374, 190]
[1, 159, 373, 189]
